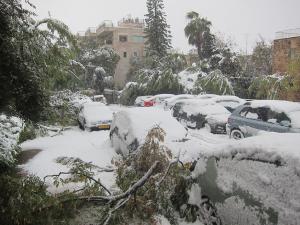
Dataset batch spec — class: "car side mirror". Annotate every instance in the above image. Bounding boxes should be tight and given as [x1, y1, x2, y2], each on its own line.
[280, 120, 291, 128]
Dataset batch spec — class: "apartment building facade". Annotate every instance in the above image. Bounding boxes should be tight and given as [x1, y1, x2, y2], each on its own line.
[80, 17, 145, 88]
[273, 29, 300, 74]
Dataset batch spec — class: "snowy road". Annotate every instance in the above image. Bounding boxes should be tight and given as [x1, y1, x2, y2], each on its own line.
[19, 128, 117, 193]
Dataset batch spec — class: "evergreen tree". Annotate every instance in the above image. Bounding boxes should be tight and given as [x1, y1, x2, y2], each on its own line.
[144, 0, 172, 58]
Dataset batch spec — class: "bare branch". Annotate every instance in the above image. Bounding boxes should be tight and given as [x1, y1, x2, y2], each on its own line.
[103, 196, 131, 225]
[155, 155, 184, 189]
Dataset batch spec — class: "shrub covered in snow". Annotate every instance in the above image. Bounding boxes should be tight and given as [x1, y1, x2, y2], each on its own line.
[43, 90, 92, 126]
[119, 69, 184, 106]
[0, 114, 23, 168]
[248, 74, 287, 100]
[193, 70, 235, 95]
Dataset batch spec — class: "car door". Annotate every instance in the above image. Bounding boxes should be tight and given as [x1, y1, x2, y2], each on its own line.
[239, 107, 270, 135]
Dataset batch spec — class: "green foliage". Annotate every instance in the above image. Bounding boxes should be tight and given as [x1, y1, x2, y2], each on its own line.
[0, 0, 83, 121]
[119, 68, 184, 105]
[0, 170, 76, 225]
[0, 0, 47, 121]
[145, 0, 172, 58]
[78, 43, 120, 93]
[160, 53, 188, 74]
[251, 39, 273, 76]
[185, 12, 241, 79]
[248, 75, 288, 100]
[118, 82, 143, 106]
[113, 126, 188, 224]
[146, 69, 184, 95]
[286, 57, 300, 101]
[18, 122, 36, 144]
[185, 12, 214, 60]
[193, 70, 235, 95]
[79, 46, 120, 78]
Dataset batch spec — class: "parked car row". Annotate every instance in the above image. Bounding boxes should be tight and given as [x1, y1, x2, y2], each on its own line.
[134, 94, 300, 138]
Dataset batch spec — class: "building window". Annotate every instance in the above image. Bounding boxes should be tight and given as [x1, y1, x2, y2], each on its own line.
[123, 52, 127, 58]
[105, 39, 113, 45]
[133, 52, 138, 57]
[132, 35, 144, 43]
[119, 35, 128, 42]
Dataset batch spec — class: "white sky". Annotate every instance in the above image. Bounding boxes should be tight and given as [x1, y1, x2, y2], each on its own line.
[26, 0, 300, 54]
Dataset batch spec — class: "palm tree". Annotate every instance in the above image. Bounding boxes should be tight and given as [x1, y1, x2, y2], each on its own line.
[184, 11, 214, 60]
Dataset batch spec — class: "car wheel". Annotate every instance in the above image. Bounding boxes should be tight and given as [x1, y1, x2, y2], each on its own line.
[230, 129, 244, 140]
[204, 123, 212, 133]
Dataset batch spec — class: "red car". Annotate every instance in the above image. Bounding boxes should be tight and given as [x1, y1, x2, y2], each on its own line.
[143, 99, 155, 107]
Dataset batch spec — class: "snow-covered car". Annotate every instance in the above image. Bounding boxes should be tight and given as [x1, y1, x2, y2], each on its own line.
[227, 100, 300, 139]
[110, 107, 188, 155]
[78, 102, 113, 131]
[191, 132, 300, 225]
[92, 95, 107, 104]
[196, 94, 218, 100]
[209, 95, 245, 112]
[163, 94, 196, 110]
[134, 95, 153, 107]
[143, 94, 175, 107]
[172, 99, 231, 133]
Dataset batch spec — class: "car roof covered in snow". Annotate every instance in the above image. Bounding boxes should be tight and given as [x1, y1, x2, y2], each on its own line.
[247, 100, 300, 113]
[196, 94, 219, 99]
[82, 102, 112, 122]
[111, 107, 187, 155]
[146, 94, 175, 101]
[210, 95, 245, 103]
[174, 99, 230, 116]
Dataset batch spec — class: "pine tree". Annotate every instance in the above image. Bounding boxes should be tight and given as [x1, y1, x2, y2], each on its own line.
[144, 0, 172, 58]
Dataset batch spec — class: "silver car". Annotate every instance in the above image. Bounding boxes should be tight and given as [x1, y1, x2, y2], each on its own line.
[227, 100, 300, 139]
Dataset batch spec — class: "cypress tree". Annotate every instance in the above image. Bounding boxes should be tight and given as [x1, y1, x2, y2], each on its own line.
[144, 0, 172, 58]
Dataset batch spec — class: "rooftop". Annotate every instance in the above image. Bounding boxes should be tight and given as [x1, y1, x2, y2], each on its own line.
[275, 28, 300, 40]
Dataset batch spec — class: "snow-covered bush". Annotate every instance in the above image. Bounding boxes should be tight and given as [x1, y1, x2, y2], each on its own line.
[118, 82, 143, 106]
[119, 68, 184, 105]
[0, 114, 23, 168]
[248, 74, 288, 100]
[43, 90, 92, 125]
[193, 69, 234, 95]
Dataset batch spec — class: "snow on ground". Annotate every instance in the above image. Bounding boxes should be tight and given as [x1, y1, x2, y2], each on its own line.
[19, 128, 117, 193]
[19, 104, 124, 193]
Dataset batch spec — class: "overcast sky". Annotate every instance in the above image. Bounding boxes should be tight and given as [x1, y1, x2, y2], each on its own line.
[27, 0, 300, 53]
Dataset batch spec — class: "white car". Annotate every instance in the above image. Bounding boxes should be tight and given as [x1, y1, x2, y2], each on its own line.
[110, 107, 187, 155]
[163, 94, 196, 110]
[78, 102, 113, 131]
